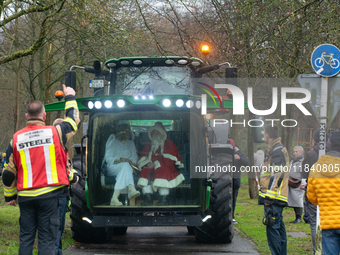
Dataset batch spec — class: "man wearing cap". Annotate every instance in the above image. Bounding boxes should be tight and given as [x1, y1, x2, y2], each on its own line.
[137, 122, 184, 206]
[307, 131, 340, 255]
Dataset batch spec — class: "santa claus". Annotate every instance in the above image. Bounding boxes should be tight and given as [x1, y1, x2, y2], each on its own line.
[137, 122, 185, 205]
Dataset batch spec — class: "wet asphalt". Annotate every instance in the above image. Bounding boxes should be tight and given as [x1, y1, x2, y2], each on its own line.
[63, 226, 260, 255]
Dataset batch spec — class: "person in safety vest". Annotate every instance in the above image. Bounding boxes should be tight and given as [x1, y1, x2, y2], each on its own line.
[258, 124, 289, 255]
[2, 84, 80, 255]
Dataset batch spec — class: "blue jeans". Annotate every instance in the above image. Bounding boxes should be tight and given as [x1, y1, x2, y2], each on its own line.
[322, 229, 340, 255]
[55, 196, 69, 255]
[264, 204, 287, 255]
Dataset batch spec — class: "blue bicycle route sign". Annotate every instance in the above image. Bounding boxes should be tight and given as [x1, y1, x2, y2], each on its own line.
[311, 44, 340, 77]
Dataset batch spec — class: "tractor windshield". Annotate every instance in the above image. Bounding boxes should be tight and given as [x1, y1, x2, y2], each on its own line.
[115, 66, 192, 95]
[87, 110, 206, 210]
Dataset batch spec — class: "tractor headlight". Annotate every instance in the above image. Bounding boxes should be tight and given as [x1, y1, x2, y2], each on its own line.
[163, 99, 171, 107]
[117, 99, 125, 108]
[94, 101, 102, 109]
[104, 100, 112, 108]
[176, 99, 184, 107]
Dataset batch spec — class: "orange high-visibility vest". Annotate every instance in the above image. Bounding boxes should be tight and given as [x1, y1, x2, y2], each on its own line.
[13, 125, 69, 192]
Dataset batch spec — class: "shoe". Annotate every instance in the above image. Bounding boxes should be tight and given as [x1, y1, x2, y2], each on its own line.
[290, 218, 302, 223]
[156, 195, 167, 206]
[233, 219, 238, 224]
[110, 197, 123, 206]
[110, 190, 123, 206]
[128, 185, 141, 199]
[141, 193, 153, 206]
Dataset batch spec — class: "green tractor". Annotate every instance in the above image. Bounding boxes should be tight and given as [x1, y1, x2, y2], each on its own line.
[45, 56, 243, 244]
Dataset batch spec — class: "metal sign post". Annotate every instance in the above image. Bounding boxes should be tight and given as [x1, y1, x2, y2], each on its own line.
[319, 77, 328, 156]
[310, 44, 340, 255]
[314, 77, 328, 255]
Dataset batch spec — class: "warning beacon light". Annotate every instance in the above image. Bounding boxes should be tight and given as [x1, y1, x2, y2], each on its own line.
[201, 45, 210, 56]
[55, 90, 64, 101]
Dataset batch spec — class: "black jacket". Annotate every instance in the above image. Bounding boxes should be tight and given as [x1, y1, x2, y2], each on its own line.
[301, 142, 331, 179]
[233, 147, 250, 189]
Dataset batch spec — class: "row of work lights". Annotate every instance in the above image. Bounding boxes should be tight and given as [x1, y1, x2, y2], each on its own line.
[87, 97, 202, 110]
[88, 99, 126, 109]
[106, 58, 202, 68]
[162, 98, 201, 109]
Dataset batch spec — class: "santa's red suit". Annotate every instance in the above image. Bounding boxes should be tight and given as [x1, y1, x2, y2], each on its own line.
[137, 124, 184, 193]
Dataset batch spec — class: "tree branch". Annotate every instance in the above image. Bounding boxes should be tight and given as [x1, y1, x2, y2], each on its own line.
[0, 3, 54, 27]
[0, 0, 66, 65]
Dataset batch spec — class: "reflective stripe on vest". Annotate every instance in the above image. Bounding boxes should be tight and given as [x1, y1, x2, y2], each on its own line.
[18, 185, 65, 197]
[16, 128, 59, 188]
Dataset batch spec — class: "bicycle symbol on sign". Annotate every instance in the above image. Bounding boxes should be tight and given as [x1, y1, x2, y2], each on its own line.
[315, 52, 340, 69]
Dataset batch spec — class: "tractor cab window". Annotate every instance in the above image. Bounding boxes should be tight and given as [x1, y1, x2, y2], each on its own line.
[88, 111, 206, 209]
[115, 66, 192, 95]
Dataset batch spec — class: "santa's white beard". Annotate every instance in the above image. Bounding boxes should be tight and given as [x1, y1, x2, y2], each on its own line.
[151, 134, 165, 153]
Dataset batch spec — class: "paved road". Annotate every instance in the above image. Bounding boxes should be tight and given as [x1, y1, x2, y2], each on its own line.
[64, 226, 259, 255]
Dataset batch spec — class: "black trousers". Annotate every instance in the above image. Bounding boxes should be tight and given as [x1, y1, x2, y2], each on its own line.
[293, 207, 303, 219]
[232, 187, 239, 219]
[19, 196, 60, 255]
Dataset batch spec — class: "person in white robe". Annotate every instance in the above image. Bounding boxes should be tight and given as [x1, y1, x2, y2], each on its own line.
[102, 124, 140, 206]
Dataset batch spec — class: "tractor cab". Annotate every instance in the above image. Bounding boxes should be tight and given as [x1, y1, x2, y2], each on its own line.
[45, 56, 240, 244]
[88, 104, 207, 210]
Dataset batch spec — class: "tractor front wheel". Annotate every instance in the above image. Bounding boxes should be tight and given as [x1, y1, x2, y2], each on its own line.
[195, 173, 234, 243]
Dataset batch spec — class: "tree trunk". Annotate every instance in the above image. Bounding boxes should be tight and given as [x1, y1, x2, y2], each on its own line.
[15, 59, 21, 132]
[247, 111, 258, 199]
[44, 86, 52, 125]
[14, 6, 21, 132]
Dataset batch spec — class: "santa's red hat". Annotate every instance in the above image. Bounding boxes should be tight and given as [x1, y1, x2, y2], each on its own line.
[148, 122, 167, 140]
[229, 139, 235, 147]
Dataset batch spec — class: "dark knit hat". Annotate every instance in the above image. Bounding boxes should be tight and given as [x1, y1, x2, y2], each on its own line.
[313, 128, 320, 143]
[330, 131, 340, 151]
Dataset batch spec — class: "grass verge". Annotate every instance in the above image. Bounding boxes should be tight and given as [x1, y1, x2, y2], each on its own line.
[234, 177, 313, 255]
[0, 180, 75, 254]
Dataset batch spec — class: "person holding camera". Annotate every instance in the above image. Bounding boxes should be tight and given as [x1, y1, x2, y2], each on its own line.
[258, 125, 290, 255]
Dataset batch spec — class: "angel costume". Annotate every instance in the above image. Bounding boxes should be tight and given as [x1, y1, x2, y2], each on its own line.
[103, 134, 138, 191]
